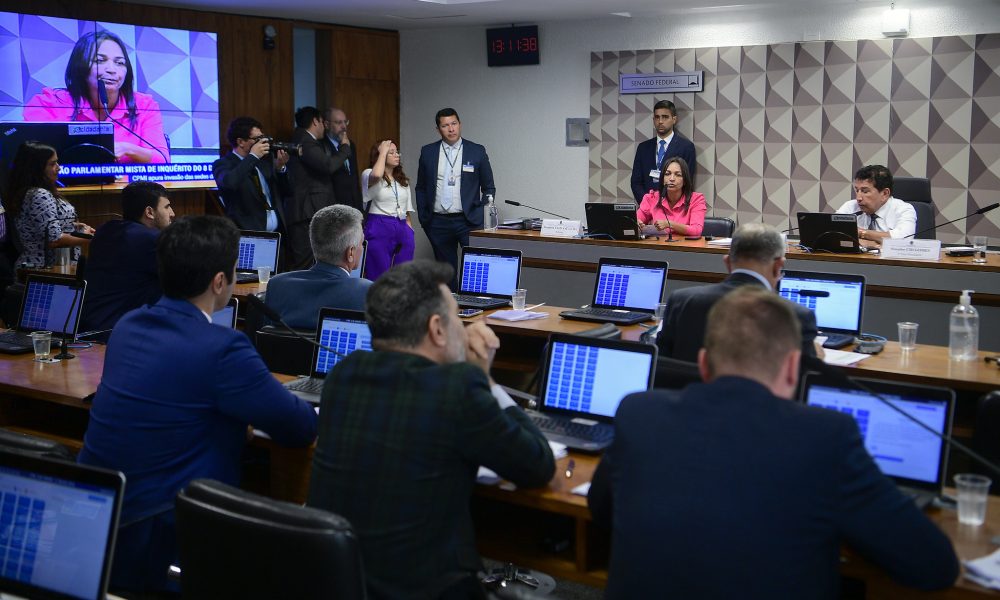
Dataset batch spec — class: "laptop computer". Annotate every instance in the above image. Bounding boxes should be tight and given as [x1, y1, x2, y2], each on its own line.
[560, 257, 668, 325]
[528, 333, 658, 452]
[455, 247, 522, 310]
[349, 240, 368, 279]
[0, 449, 125, 600]
[778, 270, 866, 349]
[236, 230, 281, 284]
[0, 275, 87, 354]
[585, 202, 642, 240]
[800, 373, 954, 509]
[797, 212, 863, 253]
[210, 297, 239, 328]
[0, 122, 116, 186]
[283, 308, 372, 403]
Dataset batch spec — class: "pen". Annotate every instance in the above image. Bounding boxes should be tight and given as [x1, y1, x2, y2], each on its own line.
[564, 458, 575, 479]
[525, 303, 546, 311]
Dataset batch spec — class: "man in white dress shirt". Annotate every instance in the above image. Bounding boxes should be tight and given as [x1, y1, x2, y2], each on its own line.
[836, 164, 916, 243]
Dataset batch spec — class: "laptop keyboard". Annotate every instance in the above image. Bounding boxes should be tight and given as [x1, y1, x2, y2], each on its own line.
[566, 308, 650, 323]
[286, 377, 324, 394]
[0, 331, 33, 347]
[235, 272, 260, 284]
[529, 414, 613, 443]
[455, 295, 506, 307]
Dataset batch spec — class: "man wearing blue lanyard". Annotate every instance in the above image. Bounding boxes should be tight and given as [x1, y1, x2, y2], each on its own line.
[416, 107, 496, 290]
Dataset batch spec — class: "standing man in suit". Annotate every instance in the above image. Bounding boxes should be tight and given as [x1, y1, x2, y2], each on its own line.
[287, 106, 352, 269]
[78, 216, 317, 595]
[323, 107, 363, 212]
[630, 100, 696, 205]
[590, 287, 959, 598]
[658, 222, 820, 362]
[213, 116, 289, 233]
[415, 108, 496, 289]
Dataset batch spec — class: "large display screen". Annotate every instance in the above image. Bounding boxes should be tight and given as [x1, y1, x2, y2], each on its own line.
[0, 12, 219, 187]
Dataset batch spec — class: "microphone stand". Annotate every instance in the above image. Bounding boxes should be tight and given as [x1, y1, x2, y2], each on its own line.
[903, 203, 999, 240]
[97, 80, 169, 163]
[503, 200, 573, 221]
[53, 256, 86, 360]
[243, 294, 345, 358]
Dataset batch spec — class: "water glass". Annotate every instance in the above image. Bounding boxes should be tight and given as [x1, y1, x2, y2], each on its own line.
[257, 266, 272, 285]
[955, 473, 991, 526]
[972, 236, 988, 264]
[512, 289, 527, 311]
[654, 302, 668, 323]
[897, 322, 918, 351]
[30, 331, 52, 361]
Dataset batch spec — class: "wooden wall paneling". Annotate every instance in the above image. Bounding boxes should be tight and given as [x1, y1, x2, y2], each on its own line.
[336, 79, 400, 170]
[331, 27, 399, 81]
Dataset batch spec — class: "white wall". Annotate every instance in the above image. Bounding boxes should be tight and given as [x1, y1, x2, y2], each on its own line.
[399, 0, 1000, 257]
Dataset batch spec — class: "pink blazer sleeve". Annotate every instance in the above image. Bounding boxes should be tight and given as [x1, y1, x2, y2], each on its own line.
[22, 89, 74, 121]
[685, 192, 707, 237]
[637, 190, 660, 224]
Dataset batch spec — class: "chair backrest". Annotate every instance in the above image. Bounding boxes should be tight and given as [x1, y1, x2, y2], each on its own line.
[702, 216, 735, 238]
[893, 176, 935, 239]
[176, 479, 367, 599]
[654, 356, 702, 390]
[974, 391, 1000, 487]
[255, 325, 315, 376]
[0, 428, 73, 460]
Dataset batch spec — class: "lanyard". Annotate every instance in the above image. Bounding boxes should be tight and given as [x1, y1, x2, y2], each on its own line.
[443, 142, 462, 171]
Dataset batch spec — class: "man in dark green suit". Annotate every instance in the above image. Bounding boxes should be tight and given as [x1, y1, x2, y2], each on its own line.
[307, 260, 555, 600]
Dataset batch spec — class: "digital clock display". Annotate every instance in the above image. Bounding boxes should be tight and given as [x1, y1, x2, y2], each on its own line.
[486, 25, 540, 67]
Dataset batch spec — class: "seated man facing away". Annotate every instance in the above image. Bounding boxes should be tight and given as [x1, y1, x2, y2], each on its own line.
[308, 260, 555, 600]
[79, 180, 174, 340]
[78, 215, 318, 594]
[264, 204, 370, 330]
[837, 164, 917, 243]
[658, 222, 819, 362]
[590, 287, 959, 599]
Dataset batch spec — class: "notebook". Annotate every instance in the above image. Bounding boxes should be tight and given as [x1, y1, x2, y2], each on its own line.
[796, 212, 863, 254]
[455, 247, 522, 310]
[0, 449, 125, 600]
[0, 275, 87, 354]
[778, 270, 866, 349]
[235, 230, 281, 284]
[210, 297, 239, 329]
[283, 308, 372, 403]
[349, 240, 368, 279]
[527, 333, 657, 452]
[560, 257, 668, 325]
[585, 202, 642, 240]
[800, 373, 954, 509]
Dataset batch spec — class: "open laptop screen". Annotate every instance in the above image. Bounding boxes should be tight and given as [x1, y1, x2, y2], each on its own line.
[237, 232, 280, 273]
[778, 271, 865, 334]
[312, 309, 372, 377]
[459, 248, 521, 297]
[801, 375, 952, 490]
[0, 451, 124, 600]
[18, 276, 85, 337]
[210, 298, 238, 329]
[592, 260, 667, 311]
[541, 338, 655, 419]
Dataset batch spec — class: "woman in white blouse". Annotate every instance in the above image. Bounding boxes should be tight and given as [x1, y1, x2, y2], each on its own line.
[361, 139, 414, 280]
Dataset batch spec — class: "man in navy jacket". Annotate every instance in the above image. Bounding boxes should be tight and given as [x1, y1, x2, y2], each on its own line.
[630, 99, 696, 204]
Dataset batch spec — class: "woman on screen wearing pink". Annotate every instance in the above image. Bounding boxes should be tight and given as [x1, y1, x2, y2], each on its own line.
[23, 30, 169, 164]
[637, 156, 706, 237]
[5, 142, 94, 267]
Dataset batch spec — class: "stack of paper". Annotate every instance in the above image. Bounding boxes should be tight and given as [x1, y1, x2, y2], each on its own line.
[822, 349, 871, 366]
[964, 547, 1000, 590]
[488, 310, 548, 322]
[705, 237, 732, 246]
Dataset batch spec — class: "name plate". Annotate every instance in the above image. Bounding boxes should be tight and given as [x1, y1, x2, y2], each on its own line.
[881, 238, 942, 261]
[540, 219, 583, 238]
[620, 71, 704, 94]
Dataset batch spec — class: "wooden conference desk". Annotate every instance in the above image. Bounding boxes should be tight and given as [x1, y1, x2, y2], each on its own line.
[470, 229, 1000, 351]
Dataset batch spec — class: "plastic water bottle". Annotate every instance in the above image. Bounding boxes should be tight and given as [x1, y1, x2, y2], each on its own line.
[948, 289, 979, 361]
[484, 194, 499, 232]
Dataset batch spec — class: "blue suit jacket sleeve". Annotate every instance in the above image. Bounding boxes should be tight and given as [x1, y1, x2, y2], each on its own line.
[415, 144, 435, 228]
[459, 142, 495, 227]
[630, 140, 655, 204]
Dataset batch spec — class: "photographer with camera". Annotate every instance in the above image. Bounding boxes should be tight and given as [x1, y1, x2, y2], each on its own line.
[286, 106, 352, 269]
[213, 116, 291, 236]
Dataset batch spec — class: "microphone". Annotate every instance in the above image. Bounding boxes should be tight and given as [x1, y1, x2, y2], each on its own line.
[802, 355, 1000, 480]
[504, 200, 572, 220]
[903, 202, 1000, 240]
[243, 293, 346, 359]
[53, 255, 86, 361]
[97, 79, 169, 163]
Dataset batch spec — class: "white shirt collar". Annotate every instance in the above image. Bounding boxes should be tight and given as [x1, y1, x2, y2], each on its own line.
[730, 268, 772, 291]
[442, 138, 463, 150]
[657, 131, 675, 144]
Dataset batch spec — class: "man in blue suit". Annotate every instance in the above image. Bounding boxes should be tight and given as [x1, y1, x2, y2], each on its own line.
[78, 216, 318, 595]
[415, 108, 496, 289]
[589, 287, 959, 599]
[264, 204, 371, 330]
[630, 99, 696, 204]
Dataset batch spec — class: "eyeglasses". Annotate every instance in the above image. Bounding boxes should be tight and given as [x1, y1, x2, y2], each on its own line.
[330, 119, 349, 126]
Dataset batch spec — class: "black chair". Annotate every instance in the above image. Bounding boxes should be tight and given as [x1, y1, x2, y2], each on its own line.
[653, 356, 701, 390]
[255, 325, 315, 376]
[892, 176, 935, 239]
[175, 479, 367, 599]
[0, 428, 73, 460]
[973, 391, 1000, 487]
[702, 216, 735, 238]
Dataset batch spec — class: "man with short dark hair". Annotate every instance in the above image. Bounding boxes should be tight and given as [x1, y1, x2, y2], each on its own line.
[415, 108, 495, 289]
[286, 106, 353, 268]
[213, 116, 289, 233]
[630, 99, 697, 204]
[837, 164, 916, 243]
[590, 287, 959, 598]
[265, 204, 371, 330]
[79, 180, 174, 339]
[658, 222, 819, 362]
[79, 216, 317, 594]
[308, 259, 554, 599]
